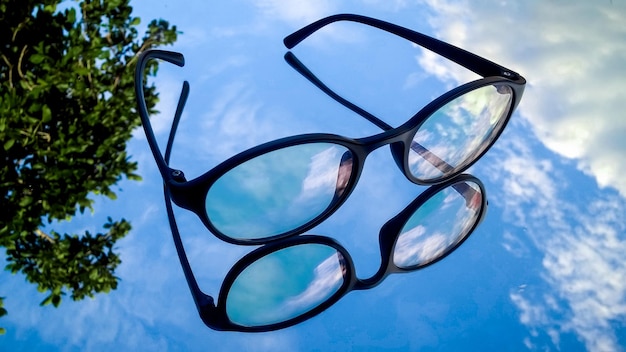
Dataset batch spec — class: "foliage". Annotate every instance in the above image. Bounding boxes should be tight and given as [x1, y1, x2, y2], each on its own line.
[0, 0, 177, 333]
[0, 297, 6, 334]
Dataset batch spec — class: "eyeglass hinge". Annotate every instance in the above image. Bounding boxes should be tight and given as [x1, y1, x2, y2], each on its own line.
[170, 169, 186, 182]
[502, 70, 517, 79]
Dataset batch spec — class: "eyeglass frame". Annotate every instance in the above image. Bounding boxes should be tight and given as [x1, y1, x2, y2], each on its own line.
[134, 14, 524, 246]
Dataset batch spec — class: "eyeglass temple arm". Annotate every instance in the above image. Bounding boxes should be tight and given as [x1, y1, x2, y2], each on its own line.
[161, 89, 218, 322]
[284, 13, 523, 81]
[284, 52, 393, 131]
[409, 141, 481, 207]
[409, 141, 453, 173]
[164, 187, 217, 319]
[452, 181, 482, 210]
[135, 49, 190, 182]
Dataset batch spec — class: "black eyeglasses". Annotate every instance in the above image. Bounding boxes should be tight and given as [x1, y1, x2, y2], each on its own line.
[166, 174, 487, 332]
[134, 14, 525, 246]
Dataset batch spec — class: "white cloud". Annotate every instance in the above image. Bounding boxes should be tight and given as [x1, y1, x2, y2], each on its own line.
[501, 231, 530, 258]
[249, 0, 376, 48]
[417, 0, 626, 198]
[483, 127, 626, 351]
[132, 73, 186, 143]
[166, 79, 307, 176]
[253, 0, 337, 25]
[360, 0, 411, 12]
[195, 81, 273, 159]
[510, 292, 547, 327]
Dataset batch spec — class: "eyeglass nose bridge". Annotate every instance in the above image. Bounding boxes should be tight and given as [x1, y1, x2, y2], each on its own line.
[354, 125, 426, 185]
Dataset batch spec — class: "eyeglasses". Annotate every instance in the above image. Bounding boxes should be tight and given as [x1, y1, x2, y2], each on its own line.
[134, 14, 525, 246]
[165, 174, 487, 331]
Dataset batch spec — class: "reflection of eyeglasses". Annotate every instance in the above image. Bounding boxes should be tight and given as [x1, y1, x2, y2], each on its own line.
[166, 174, 487, 331]
[134, 13, 525, 246]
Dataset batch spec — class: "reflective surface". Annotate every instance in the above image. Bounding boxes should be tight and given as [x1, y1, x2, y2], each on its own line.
[219, 176, 484, 330]
[2, 1, 625, 351]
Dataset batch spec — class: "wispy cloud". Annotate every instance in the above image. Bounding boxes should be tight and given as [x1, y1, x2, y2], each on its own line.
[132, 73, 185, 140]
[194, 81, 284, 160]
[253, 0, 337, 26]
[483, 126, 626, 351]
[250, 0, 376, 48]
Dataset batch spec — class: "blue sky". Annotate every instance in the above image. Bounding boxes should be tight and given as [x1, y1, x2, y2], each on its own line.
[2, 0, 626, 351]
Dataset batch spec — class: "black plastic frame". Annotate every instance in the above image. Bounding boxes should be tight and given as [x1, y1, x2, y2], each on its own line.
[134, 15, 524, 245]
[165, 174, 487, 332]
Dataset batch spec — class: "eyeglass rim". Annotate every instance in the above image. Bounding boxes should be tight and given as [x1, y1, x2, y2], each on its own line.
[187, 174, 486, 332]
[395, 79, 523, 184]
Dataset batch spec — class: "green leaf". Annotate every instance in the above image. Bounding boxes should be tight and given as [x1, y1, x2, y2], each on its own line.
[0, 297, 6, 319]
[40, 295, 53, 306]
[43, 4, 57, 13]
[130, 17, 140, 26]
[30, 54, 45, 64]
[19, 197, 33, 207]
[67, 8, 76, 23]
[3, 139, 15, 151]
[42, 105, 52, 123]
[126, 173, 142, 181]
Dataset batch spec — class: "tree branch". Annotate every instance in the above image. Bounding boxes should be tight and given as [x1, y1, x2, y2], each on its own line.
[1, 54, 13, 88]
[17, 45, 33, 91]
[12, 20, 27, 42]
[35, 229, 56, 244]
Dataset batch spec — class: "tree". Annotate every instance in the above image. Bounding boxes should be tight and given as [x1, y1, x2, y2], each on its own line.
[0, 0, 177, 332]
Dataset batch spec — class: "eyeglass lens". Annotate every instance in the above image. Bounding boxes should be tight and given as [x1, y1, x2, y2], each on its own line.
[225, 243, 345, 327]
[222, 179, 483, 328]
[206, 143, 354, 241]
[409, 84, 513, 181]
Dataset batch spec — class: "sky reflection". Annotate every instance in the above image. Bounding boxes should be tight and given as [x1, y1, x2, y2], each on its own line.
[1, 1, 625, 351]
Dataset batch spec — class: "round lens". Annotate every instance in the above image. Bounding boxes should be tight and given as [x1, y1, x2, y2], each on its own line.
[225, 243, 346, 327]
[206, 143, 353, 241]
[393, 179, 483, 269]
[408, 84, 513, 181]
